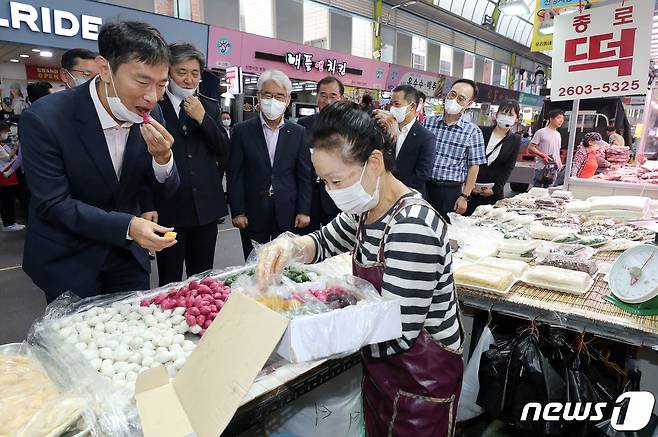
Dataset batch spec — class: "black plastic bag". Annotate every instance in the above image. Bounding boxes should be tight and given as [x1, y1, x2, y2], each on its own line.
[476, 334, 516, 417]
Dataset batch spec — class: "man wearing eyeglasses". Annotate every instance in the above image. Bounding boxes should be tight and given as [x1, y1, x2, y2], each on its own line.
[59, 48, 99, 89]
[423, 79, 486, 222]
[229, 69, 312, 260]
[297, 76, 343, 232]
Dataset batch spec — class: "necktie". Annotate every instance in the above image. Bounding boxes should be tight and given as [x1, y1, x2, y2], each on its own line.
[179, 100, 188, 130]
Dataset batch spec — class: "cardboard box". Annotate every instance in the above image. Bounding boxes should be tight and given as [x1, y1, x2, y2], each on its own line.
[135, 290, 402, 436]
[135, 293, 289, 437]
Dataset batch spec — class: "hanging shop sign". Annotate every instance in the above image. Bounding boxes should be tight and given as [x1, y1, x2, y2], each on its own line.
[225, 66, 242, 94]
[208, 26, 389, 90]
[0, 0, 208, 57]
[25, 64, 60, 81]
[551, 0, 652, 101]
[385, 65, 446, 97]
[531, 0, 603, 52]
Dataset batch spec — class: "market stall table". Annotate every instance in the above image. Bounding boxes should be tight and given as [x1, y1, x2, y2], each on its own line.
[456, 249, 658, 349]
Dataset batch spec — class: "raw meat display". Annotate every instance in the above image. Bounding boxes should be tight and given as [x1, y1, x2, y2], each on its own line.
[605, 145, 630, 165]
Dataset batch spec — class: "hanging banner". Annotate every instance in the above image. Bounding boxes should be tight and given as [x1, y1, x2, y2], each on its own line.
[551, 0, 652, 101]
[531, 0, 603, 52]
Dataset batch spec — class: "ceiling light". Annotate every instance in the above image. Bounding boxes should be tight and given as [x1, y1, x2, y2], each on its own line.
[19, 54, 29, 58]
[40, 50, 53, 57]
[9, 59, 19, 63]
[498, 0, 531, 16]
[31, 48, 41, 52]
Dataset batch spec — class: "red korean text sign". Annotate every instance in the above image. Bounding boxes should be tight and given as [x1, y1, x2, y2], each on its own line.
[551, 0, 652, 102]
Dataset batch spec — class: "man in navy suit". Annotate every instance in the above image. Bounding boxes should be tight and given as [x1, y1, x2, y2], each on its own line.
[296, 76, 343, 231]
[229, 69, 312, 260]
[142, 42, 229, 286]
[389, 85, 436, 198]
[20, 21, 180, 302]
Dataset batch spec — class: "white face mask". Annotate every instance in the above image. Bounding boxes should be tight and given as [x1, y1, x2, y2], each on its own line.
[222, 119, 231, 127]
[390, 104, 411, 123]
[496, 114, 517, 129]
[326, 162, 380, 215]
[169, 77, 196, 99]
[260, 98, 287, 120]
[105, 71, 144, 124]
[65, 70, 87, 88]
[0, 133, 8, 141]
[444, 98, 464, 115]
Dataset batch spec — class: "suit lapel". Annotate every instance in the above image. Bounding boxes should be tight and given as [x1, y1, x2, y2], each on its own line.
[272, 122, 291, 169]
[398, 122, 418, 158]
[162, 94, 187, 136]
[119, 125, 144, 188]
[73, 83, 120, 195]
[251, 117, 272, 169]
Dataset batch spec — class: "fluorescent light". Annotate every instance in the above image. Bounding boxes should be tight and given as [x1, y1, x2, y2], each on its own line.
[19, 54, 29, 58]
[40, 50, 53, 57]
[31, 48, 41, 52]
[9, 59, 19, 63]
[498, 0, 530, 16]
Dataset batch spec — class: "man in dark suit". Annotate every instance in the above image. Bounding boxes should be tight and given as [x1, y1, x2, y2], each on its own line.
[229, 69, 312, 260]
[389, 85, 436, 198]
[143, 43, 228, 286]
[296, 76, 343, 231]
[19, 21, 179, 302]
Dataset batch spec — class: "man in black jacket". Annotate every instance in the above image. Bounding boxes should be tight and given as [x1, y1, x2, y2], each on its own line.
[389, 85, 436, 198]
[20, 21, 179, 302]
[296, 76, 343, 231]
[229, 69, 312, 260]
[144, 42, 229, 286]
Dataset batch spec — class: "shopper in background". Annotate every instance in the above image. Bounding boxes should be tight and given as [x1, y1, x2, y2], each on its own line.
[571, 132, 611, 179]
[9, 83, 27, 115]
[606, 124, 625, 147]
[144, 42, 228, 287]
[360, 94, 375, 112]
[0, 121, 23, 232]
[26, 81, 53, 104]
[390, 84, 436, 198]
[297, 76, 344, 231]
[228, 69, 312, 260]
[220, 111, 232, 139]
[417, 91, 426, 123]
[256, 101, 463, 437]
[0, 97, 15, 122]
[467, 100, 522, 215]
[528, 108, 564, 187]
[423, 79, 486, 222]
[59, 48, 100, 89]
[20, 21, 180, 302]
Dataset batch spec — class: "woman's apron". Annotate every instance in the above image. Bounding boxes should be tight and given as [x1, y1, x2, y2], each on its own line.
[353, 197, 464, 437]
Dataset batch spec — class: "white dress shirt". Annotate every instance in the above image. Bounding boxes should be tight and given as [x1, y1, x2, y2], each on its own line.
[165, 88, 183, 118]
[89, 78, 173, 181]
[260, 113, 284, 166]
[396, 121, 413, 158]
[486, 130, 507, 165]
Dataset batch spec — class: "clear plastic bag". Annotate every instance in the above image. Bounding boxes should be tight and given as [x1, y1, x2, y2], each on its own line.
[0, 342, 92, 437]
[457, 325, 495, 422]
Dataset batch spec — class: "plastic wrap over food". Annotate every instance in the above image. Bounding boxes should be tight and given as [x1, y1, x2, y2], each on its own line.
[535, 242, 596, 259]
[587, 195, 650, 213]
[232, 274, 402, 362]
[537, 254, 599, 276]
[0, 342, 92, 437]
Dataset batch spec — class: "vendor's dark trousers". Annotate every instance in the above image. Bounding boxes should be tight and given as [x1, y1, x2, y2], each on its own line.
[156, 221, 218, 287]
[304, 182, 339, 234]
[239, 197, 282, 261]
[45, 248, 150, 304]
[427, 181, 462, 223]
[465, 193, 503, 216]
[0, 185, 16, 226]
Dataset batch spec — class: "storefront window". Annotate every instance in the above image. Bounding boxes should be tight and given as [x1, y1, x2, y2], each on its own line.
[483, 58, 494, 85]
[175, 0, 192, 20]
[463, 52, 475, 80]
[412, 35, 427, 71]
[352, 16, 374, 59]
[500, 64, 509, 87]
[240, 0, 274, 38]
[304, 1, 329, 49]
[439, 44, 453, 76]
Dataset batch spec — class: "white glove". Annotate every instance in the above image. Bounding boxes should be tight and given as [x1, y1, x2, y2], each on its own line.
[256, 236, 307, 289]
